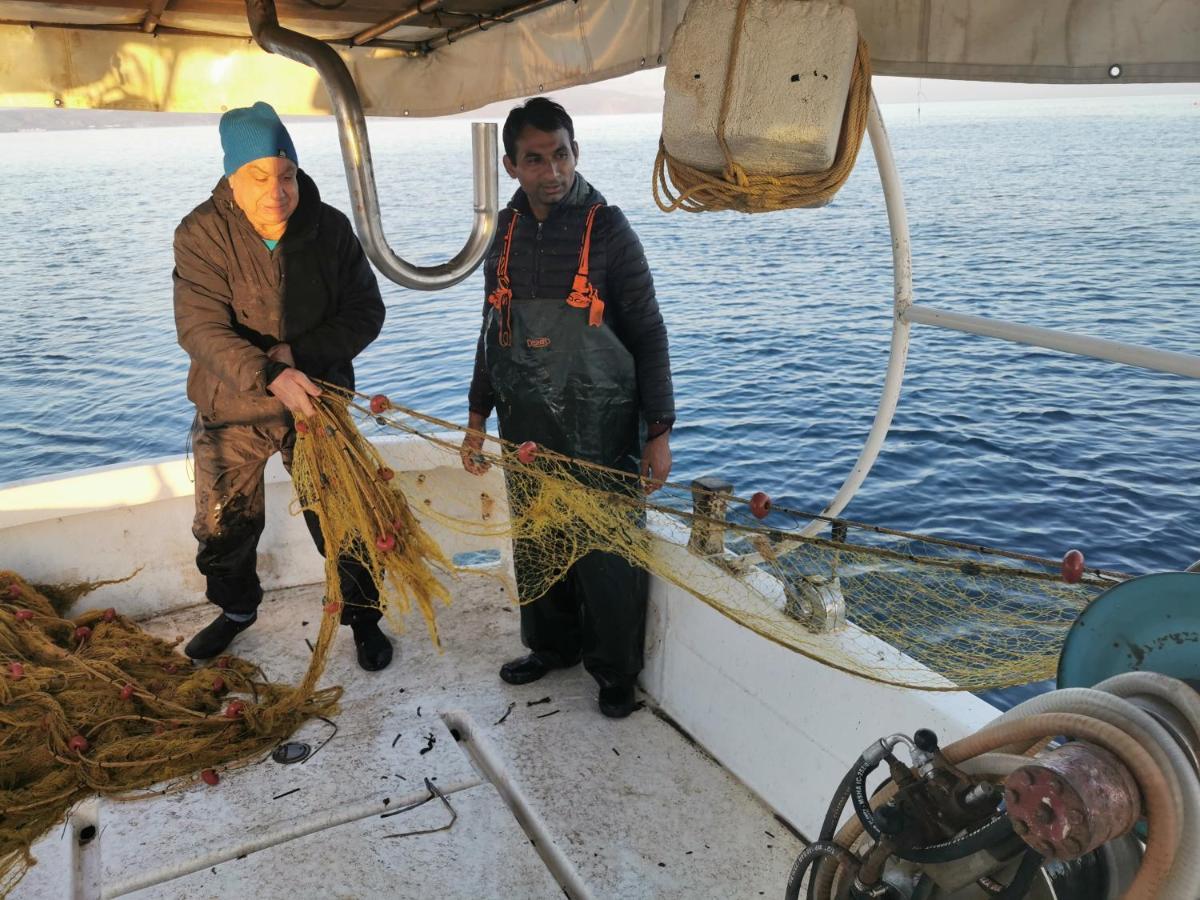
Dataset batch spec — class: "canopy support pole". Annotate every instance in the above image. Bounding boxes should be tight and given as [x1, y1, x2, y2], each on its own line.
[245, 0, 499, 291]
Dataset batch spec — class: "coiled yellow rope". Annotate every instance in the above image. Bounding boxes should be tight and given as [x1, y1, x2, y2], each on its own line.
[653, 0, 872, 214]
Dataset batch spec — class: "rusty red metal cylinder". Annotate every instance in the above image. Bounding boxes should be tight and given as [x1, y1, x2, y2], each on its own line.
[1003, 741, 1141, 860]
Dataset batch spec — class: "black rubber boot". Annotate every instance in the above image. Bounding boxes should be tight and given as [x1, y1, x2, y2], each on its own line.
[351, 621, 393, 671]
[598, 683, 640, 719]
[499, 651, 575, 685]
[184, 613, 256, 660]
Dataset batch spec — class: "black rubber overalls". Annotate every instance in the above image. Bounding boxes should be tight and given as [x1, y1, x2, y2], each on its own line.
[484, 203, 649, 688]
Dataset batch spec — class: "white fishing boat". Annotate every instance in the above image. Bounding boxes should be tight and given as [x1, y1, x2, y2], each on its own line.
[1, 3, 1197, 899]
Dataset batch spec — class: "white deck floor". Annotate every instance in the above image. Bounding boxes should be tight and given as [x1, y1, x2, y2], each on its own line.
[15, 571, 805, 900]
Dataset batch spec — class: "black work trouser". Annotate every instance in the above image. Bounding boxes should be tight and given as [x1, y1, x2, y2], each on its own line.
[515, 544, 647, 688]
[509, 466, 648, 688]
[190, 415, 381, 627]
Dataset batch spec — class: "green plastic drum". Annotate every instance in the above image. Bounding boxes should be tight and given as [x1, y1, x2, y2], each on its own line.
[1057, 572, 1200, 688]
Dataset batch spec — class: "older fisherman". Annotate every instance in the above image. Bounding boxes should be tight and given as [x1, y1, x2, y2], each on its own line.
[460, 98, 675, 718]
[174, 101, 392, 670]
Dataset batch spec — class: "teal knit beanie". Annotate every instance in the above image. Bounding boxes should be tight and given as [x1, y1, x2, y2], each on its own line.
[219, 102, 298, 177]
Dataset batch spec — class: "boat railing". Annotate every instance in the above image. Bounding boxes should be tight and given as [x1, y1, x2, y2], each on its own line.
[903, 306, 1200, 378]
[804, 94, 1200, 538]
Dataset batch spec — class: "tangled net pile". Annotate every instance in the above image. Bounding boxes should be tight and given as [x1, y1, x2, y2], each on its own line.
[2, 386, 1125, 892]
[0, 576, 342, 895]
[0, 395, 459, 894]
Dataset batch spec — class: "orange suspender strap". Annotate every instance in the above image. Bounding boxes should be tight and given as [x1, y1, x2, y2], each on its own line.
[565, 204, 606, 327]
[486, 211, 518, 347]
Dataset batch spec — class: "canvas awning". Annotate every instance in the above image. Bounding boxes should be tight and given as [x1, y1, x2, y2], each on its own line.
[1, 1, 1197, 116]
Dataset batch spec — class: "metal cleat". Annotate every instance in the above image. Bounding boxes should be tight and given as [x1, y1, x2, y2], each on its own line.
[784, 573, 846, 633]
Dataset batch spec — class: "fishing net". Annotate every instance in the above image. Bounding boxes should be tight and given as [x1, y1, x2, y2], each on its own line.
[0, 384, 1123, 894]
[329, 384, 1120, 696]
[0, 575, 343, 896]
[288, 399, 458, 646]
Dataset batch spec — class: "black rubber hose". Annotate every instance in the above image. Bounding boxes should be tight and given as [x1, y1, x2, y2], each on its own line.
[807, 759, 864, 900]
[784, 841, 860, 900]
[850, 755, 886, 841]
[895, 813, 1013, 865]
[850, 758, 1013, 865]
[991, 849, 1043, 900]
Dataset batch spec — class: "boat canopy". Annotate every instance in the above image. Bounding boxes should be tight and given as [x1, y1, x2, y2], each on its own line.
[1, 0, 1197, 116]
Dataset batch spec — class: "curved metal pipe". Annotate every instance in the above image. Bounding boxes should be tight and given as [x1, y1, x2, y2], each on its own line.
[245, 0, 498, 290]
[800, 93, 913, 536]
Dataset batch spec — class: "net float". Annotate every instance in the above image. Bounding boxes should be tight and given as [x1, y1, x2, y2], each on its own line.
[517, 441, 538, 464]
[369, 394, 391, 414]
[1062, 548, 1085, 583]
[67, 734, 89, 753]
[376, 533, 396, 552]
[14, 609, 34, 621]
[295, 420, 309, 434]
[211, 676, 226, 693]
[201, 769, 220, 786]
[223, 700, 245, 719]
[324, 600, 341, 616]
[120, 683, 135, 701]
[378, 466, 395, 482]
[8, 662, 24, 680]
[750, 492, 772, 519]
[102, 607, 117, 622]
[6, 584, 20, 599]
[216, 656, 231, 669]
[75, 626, 92, 643]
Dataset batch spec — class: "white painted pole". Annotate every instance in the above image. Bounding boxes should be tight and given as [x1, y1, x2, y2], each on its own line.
[905, 305, 1200, 379]
[799, 95, 913, 537]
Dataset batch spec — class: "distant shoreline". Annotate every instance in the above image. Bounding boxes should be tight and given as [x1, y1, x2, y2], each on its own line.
[2, 87, 1194, 133]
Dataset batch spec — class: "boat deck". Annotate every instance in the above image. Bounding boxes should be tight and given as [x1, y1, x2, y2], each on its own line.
[16, 570, 805, 899]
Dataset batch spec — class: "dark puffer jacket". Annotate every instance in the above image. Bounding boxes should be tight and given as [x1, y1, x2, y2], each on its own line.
[468, 175, 675, 431]
[174, 170, 384, 427]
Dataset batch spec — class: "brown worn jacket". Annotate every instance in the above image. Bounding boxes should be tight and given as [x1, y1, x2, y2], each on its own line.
[174, 170, 384, 427]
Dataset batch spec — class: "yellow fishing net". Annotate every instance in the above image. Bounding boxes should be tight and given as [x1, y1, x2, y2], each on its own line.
[0, 385, 1123, 894]
[302, 384, 1117, 695]
[288, 398, 458, 646]
[0, 575, 342, 896]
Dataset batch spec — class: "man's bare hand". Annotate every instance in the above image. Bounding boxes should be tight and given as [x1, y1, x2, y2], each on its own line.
[267, 342, 296, 368]
[460, 433, 491, 475]
[640, 432, 672, 495]
[268, 367, 321, 418]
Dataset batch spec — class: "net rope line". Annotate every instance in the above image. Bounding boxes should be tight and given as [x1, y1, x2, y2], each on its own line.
[308, 382, 1120, 694]
[652, 0, 872, 214]
[324, 380, 1128, 583]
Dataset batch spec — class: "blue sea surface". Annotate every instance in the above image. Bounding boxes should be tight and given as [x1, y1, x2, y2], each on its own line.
[1, 96, 1197, 575]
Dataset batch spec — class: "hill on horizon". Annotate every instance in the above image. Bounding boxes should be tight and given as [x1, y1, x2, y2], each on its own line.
[2, 74, 1193, 132]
